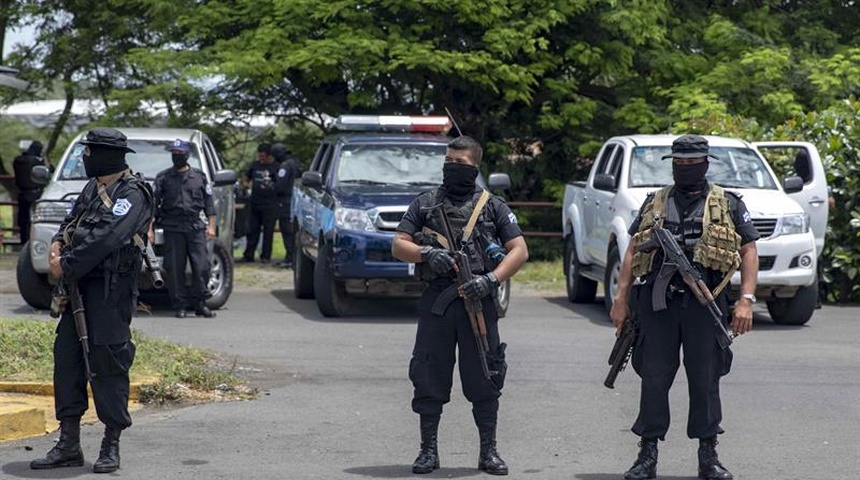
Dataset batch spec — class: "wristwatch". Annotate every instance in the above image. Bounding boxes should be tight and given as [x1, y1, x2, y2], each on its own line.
[739, 293, 757, 304]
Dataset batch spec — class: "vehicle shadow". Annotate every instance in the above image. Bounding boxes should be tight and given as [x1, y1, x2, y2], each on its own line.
[270, 289, 419, 324]
[576, 475, 696, 480]
[343, 465, 481, 478]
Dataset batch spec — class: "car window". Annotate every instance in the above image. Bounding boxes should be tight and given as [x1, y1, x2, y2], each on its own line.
[607, 145, 624, 188]
[203, 137, 223, 171]
[593, 144, 617, 176]
[628, 146, 777, 189]
[335, 144, 447, 186]
[318, 144, 336, 179]
[310, 144, 328, 172]
[59, 140, 203, 180]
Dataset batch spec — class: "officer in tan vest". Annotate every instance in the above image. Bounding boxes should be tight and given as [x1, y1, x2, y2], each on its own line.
[610, 135, 760, 480]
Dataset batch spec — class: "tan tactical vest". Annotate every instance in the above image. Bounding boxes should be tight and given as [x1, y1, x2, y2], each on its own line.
[630, 185, 741, 278]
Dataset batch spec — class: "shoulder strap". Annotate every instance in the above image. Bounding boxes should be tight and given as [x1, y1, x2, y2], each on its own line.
[463, 189, 491, 243]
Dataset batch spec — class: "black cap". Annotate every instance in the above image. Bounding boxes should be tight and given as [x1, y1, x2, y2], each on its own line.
[80, 128, 136, 153]
[661, 134, 716, 160]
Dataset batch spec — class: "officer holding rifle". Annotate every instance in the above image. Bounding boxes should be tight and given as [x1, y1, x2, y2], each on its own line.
[392, 135, 528, 476]
[610, 135, 760, 480]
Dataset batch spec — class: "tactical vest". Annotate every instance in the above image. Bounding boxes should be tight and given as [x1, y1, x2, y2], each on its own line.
[630, 185, 741, 278]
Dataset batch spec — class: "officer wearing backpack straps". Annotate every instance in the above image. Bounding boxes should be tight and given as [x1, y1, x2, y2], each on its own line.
[392, 135, 529, 476]
[32, 128, 154, 474]
[611, 135, 760, 480]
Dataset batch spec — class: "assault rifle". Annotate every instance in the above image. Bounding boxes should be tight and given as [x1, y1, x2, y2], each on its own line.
[604, 303, 638, 389]
[50, 248, 94, 381]
[636, 225, 736, 349]
[424, 202, 496, 379]
[141, 240, 164, 288]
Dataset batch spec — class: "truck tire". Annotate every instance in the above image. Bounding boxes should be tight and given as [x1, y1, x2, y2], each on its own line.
[314, 241, 350, 317]
[603, 245, 621, 315]
[495, 278, 511, 318]
[205, 238, 234, 310]
[16, 242, 53, 310]
[767, 280, 817, 326]
[565, 233, 597, 303]
[294, 229, 315, 299]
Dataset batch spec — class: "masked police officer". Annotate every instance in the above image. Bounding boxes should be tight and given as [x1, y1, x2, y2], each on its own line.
[13, 140, 49, 244]
[32, 128, 154, 474]
[610, 135, 760, 480]
[152, 139, 216, 318]
[271, 142, 299, 268]
[392, 135, 528, 476]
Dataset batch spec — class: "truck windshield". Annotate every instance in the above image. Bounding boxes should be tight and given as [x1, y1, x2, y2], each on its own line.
[336, 144, 446, 186]
[629, 146, 778, 189]
[59, 140, 203, 180]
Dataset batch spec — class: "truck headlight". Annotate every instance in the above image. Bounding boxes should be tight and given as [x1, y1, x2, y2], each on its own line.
[32, 201, 72, 223]
[334, 207, 376, 232]
[774, 214, 809, 237]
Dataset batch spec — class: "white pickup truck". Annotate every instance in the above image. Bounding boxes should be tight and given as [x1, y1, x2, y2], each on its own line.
[562, 135, 828, 325]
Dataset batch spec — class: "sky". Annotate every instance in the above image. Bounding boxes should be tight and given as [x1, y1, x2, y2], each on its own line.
[3, 25, 36, 60]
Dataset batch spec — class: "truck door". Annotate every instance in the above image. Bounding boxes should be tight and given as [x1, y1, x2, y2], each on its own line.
[754, 141, 829, 257]
[592, 144, 625, 265]
[583, 144, 617, 262]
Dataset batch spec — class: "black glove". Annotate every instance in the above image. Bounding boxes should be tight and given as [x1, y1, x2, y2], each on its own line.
[421, 246, 456, 275]
[461, 272, 500, 301]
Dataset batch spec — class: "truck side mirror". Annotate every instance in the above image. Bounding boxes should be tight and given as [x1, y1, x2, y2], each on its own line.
[488, 173, 511, 191]
[213, 169, 238, 186]
[30, 165, 51, 186]
[592, 173, 616, 191]
[302, 171, 323, 189]
[783, 175, 804, 193]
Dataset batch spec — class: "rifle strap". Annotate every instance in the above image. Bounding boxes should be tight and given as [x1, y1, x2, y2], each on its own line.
[462, 189, 490, 243]
[421, 227, 450, 250]
[712, 265, 735, 298]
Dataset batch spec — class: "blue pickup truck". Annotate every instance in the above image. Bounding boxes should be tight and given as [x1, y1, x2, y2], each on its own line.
[291, 115, 512, 317]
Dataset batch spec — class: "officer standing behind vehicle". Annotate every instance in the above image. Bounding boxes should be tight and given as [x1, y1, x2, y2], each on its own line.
[31, 128, 153, 474]
[152, 139, 216, 318]
[13, 140, 49, 244]
[392, 136, 528, 476]
[610, 135, 759, 480]
[271, 142, 299, 268]
[240, 143, 280, 263]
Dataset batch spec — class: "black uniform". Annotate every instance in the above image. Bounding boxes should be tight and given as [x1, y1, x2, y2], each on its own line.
[13, 142, 48, 244]
[154, 167, 216, 312]
[242, 160, 281, 262]
[627, 185, 759, 441]
[396, 187, 521, 423]
[52, 172, 153, 431]
[273, 152, 299, 265]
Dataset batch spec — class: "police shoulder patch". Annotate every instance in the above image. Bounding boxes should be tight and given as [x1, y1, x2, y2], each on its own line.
[278, 168, 286, 178]
[113, 198, 132, 216]
[205, 183, 213, 195]
[507, 212, 518, 224]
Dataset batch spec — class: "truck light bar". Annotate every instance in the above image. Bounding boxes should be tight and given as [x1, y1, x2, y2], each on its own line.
[334, 115, 452, 134]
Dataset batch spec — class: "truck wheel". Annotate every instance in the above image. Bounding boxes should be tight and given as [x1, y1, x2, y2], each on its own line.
[205, 238, 234, 310]
[294, 229, 315, 299]
[16, 242, 53, 310]
[767, 280, 817, 326]
[603, 245, 621, 314]
[314, 241, 350, 317]
[565, 233, 597, 303]
[494, 278, 511, 318]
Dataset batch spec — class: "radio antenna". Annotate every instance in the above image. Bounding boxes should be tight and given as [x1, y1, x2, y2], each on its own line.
[444, 107, 463, 137]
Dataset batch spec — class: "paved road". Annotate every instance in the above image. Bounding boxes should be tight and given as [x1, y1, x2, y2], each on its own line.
[0, 286, 857, 479]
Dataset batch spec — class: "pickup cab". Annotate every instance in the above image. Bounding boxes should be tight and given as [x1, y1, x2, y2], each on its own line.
[291, 115, 512, 317]
[17, 128, 238, 310]
[562, 135, 827, 325]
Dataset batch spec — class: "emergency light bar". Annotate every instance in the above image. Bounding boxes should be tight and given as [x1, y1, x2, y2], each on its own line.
[334, 115, 452, 134]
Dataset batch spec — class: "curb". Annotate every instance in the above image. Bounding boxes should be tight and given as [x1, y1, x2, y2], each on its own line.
[0, 403, 44, 442]
[0, 379, 158, 401]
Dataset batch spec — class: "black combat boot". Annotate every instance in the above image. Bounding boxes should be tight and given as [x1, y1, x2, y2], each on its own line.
[30, 419, 85, 469]
[623, 437, 658, 479]
[698, 436, 733, 479]
[477, 425, 508, 475]
[93, 426, 121, 474]
[412, 415, 440, 474]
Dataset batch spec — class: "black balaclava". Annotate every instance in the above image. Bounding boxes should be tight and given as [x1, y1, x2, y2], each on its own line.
[442, 162, 479, 198]
[172, 153, 189, 169]
[672, 161, 709, 193]
[83, 147, 128, 178]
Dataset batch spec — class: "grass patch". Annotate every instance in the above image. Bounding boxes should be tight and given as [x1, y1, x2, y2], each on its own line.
[515, 259, 566, 292]
[0, 317, 255, 404]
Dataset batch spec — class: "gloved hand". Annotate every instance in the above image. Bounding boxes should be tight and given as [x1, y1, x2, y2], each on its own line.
[460, 272, 500, 301]
[421, 246, 456, 275]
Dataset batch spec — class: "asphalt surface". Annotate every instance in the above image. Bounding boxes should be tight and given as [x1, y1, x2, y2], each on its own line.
[0, 286, 857, 480]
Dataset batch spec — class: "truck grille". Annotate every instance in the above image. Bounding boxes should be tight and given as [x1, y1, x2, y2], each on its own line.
[758, 256, 776, 271]
[752, 218, 777, 238]
[374, 207, 407, 232]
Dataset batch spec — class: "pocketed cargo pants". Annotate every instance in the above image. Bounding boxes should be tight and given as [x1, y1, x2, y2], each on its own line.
[409, 283, 508, 424]
[631, 284, 733, 440]
[164, 229, 211, 310]
[53, 277, 135, 431]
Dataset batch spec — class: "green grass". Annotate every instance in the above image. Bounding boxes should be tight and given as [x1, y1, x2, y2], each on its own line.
[515, 259, 566, 292]
[0, 317, 253, 404]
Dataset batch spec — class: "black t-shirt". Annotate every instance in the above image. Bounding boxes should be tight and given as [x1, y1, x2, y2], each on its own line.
[245, 160, 281, 206]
